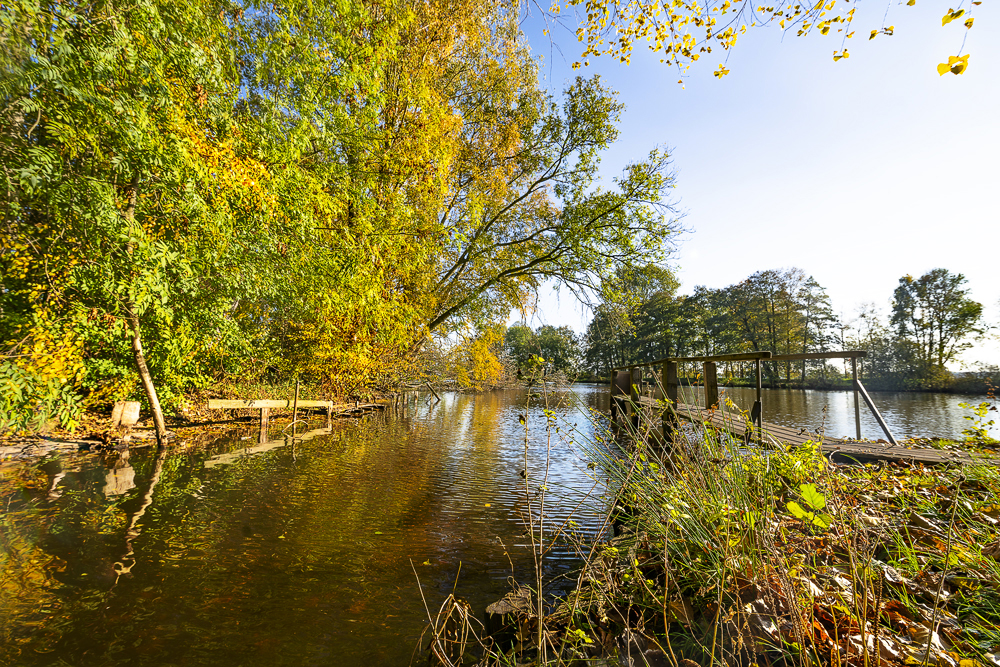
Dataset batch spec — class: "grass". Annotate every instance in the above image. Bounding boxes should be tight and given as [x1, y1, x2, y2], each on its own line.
[419, 390, 1000, 667]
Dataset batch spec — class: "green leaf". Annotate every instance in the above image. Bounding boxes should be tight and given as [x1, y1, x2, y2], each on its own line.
[787, 501, 811, 520]
[800, 483, 826, 510]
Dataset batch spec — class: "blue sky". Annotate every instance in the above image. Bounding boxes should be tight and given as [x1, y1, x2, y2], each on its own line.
[510, 0, 1000, 367]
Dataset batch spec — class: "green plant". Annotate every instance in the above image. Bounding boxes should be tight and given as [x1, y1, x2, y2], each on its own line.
[786, 483, 834, 529]
[959, 399, 997, 442]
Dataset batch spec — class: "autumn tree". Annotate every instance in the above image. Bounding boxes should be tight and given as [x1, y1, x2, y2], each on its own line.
[1, 0, 272, 440]
[891, 268, 984, 372]
[427, 73, 681, 334]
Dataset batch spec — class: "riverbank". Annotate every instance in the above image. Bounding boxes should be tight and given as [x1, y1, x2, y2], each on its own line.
[442, 409, 1000, 667]
[0, 385, 387, 462]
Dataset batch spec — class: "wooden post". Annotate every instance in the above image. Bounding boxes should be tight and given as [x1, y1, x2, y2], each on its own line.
[292, 378, 300, 427]
[703, 361, 719, 409]
[662, 361, 678, 440]
[851, 357, 862, 440]
[326, 403, 332, 429]
[630, 368, 642, 430]
[425, 380, 441, 403]
[259, 407, 269, 443]
[753, 359, 764, 442]
[754, 359, 762, 409]
[609, 370, 616, 420]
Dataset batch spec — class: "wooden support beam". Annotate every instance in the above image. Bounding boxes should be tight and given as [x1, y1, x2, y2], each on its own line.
[608, 371, 616, 420]
[611, 370, 631, 424]
[630, 368, 642, 429]
[704, 361, 719, 409]
[767, 350, 868, 361]
[662, 361, 679, 439]
[851, 358, 862, 440]
[613, 351, 772, 372]
[259, 407, 269, 443]
[855, 378, 899, 446]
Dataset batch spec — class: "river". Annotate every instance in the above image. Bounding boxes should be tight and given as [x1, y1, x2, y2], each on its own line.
[672, 385, 999, 440]
[0, 387, 609, 667]
[0, 385, 994, 666]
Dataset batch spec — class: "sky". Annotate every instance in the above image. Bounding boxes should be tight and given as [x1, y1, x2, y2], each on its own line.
[509, 0, 1000, 368]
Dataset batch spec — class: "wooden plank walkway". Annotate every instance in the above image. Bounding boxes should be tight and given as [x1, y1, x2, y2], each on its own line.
[625, 397, 997, 466]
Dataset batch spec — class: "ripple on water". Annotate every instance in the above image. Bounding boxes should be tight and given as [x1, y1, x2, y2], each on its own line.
[0, 386, 612, 667]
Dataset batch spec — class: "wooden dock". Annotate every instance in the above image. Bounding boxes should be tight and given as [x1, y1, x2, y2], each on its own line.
[206, 398, 385, 444]
[666, 400, 997, 466]
[608, 351, 998, 466]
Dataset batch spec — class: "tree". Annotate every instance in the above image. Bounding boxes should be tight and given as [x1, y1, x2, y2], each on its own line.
[505, 323, 581, 374]
[535, 325, 581, 374]
[427, 75, 681, 333]
[505, 323, 537, 372]
[796, 276, 838, 379]
[2, 0, 262, 442]
[891, 268, 984, 371]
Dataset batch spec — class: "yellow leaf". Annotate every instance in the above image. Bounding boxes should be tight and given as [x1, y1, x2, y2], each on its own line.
[938, 53, 969, 75]
[906, 0, 915, 4]
[942, 8, 954, 25]
[869, 29, 877, 39]
[964, 17, 974, 28]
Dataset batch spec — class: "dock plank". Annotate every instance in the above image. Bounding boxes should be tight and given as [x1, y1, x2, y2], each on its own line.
[621, 396, 996, 466]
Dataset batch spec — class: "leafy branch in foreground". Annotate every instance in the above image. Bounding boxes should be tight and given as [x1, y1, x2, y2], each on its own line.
[540, 0, 980, 77]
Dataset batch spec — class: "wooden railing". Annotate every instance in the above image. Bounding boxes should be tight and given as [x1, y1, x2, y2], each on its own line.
[609, 350, 897, 445]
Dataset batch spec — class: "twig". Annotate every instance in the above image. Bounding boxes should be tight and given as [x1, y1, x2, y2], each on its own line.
[922, 479, 962, 666]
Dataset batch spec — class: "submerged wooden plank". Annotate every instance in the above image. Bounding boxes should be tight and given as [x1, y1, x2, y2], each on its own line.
[208, 399, 363, 410]
[208, 399, 323, 409]
[627, 398, 997, 466]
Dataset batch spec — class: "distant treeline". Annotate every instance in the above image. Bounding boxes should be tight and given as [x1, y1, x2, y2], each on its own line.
[584, 266, 993, 391]
[505, 267, 995, 393]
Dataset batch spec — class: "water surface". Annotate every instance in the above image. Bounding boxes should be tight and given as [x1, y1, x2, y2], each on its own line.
[0, 387, 609, 667]
[672, 385, 999, 440]
[1, 384, 993, 666]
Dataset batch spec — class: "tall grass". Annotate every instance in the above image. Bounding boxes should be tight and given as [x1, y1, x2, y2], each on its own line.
[418, 382, 1000, 667]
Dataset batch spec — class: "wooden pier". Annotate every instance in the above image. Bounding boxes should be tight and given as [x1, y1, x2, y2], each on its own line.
[611, 351, 997, 467]
[206, 398, 385, 443]
[667, 400, 994, 466]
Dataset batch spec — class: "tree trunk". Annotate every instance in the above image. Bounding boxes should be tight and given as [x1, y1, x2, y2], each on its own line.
[121, 174, 167, 447]
[130, 314, 168, 446]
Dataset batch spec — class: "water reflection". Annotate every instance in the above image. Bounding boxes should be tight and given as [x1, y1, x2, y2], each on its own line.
[675, 385, 998, 440]
[0, 387, 609, 667]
